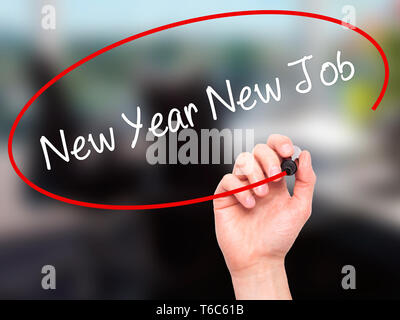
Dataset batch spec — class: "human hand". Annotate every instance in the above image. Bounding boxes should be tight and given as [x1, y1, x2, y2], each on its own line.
[213, 134, 316, 299]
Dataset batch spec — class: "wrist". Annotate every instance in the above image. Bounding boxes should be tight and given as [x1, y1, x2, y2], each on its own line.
[230, 257, 285, 279]
[230, 258, 291, 300]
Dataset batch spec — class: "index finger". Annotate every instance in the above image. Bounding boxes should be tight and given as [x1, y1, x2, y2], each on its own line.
[267, 134, 294, 159]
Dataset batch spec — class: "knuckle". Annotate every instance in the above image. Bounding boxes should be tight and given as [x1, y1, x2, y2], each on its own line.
[242, 151, 252, 159]
[222, 173, 233, 182]
[263, 147, 278, 163]
[281, 137, 292, 146]
[235, 152, 251, 166]
[267, 133, 281, 144]
[253, 143, 265, 156]
[269, 133, 291, 146]
[268, 133, 277, 139]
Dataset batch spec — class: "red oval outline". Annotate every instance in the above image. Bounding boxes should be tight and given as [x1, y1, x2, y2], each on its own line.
[8, 10, 389, 210]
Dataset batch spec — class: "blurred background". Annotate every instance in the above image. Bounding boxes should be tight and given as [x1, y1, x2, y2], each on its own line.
[0, 0, 399, 299]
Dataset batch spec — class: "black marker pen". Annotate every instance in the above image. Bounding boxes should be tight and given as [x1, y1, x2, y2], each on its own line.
[281, 145, 301, 176]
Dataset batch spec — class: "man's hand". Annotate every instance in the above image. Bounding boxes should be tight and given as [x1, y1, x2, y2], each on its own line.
[213, 134, 316, 299]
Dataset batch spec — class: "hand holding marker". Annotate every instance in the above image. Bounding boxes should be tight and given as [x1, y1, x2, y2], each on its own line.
[213, 135, 316, 299]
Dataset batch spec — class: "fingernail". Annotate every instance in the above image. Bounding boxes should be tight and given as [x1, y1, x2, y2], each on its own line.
[268, 165, 281, 177]
[281, 144, 293, 156]
[245, 196, 256, 207]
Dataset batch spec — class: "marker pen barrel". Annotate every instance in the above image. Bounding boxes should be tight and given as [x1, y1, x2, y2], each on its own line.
[281, 145, 301, 176]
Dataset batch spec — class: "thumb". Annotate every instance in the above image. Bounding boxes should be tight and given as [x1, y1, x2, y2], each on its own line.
[292, 150, 316, 213]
